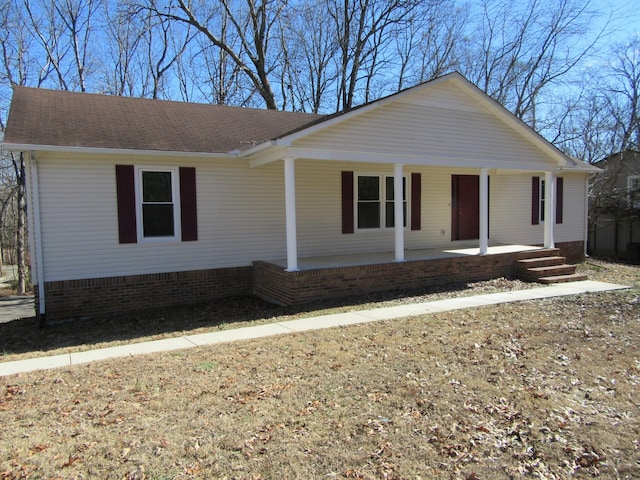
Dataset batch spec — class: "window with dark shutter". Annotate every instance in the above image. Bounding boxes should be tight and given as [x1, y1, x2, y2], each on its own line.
[555, 177, 563, 224]
[116, 165, 137, 244]
[531, 176, 540, 225]
[116, 165, 198, 243]
[411, 173, 421, 231]
[342, 171, 354, 234]
[179, 167, 198, 241]
[532, 176, 564, 225]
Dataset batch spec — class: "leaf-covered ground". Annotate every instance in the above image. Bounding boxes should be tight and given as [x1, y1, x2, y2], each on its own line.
[0, 259, 638, 479]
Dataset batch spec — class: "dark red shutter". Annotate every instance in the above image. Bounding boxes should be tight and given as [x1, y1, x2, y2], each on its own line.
[555, 177, 563, 224]
[115, 165, 137, 244]
[410, 172, 421, 231]
[342, 171, 354, 234]
[179, 167, 198, 241]
[531, 176, 540, 225]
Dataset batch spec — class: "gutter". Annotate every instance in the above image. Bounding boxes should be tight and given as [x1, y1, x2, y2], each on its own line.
[3, 143, 235, 159]
[28, 152, 47, 326]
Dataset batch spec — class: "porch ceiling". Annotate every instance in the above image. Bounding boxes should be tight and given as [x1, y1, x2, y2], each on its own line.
[265, 244, 543, 271]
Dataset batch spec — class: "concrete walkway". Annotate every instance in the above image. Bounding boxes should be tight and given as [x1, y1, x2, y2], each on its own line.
[0, 280, 629, 377]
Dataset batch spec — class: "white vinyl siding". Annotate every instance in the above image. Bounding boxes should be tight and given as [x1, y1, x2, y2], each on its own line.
[489, 173, 586, 245]
[35, 152, 287, 282]
[292, 82, 558, 171]
[34, 152, 587, 283]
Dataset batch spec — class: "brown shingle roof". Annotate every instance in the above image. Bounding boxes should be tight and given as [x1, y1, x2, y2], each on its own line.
[3, 87, 325, 154]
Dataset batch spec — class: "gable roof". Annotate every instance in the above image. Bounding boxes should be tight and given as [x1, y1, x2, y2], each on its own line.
[246, 73, 585, 169]
[2, 73, 598, 172]
[3, 87, 324, 154]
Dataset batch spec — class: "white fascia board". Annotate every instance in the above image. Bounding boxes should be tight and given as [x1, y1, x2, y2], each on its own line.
[2, 143, 235, 159]
[283, 147, 564, 172]
[249, 146, 289, 168]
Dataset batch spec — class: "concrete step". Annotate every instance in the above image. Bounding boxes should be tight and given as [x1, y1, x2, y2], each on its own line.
[517, 248, 560, 260]
[538, 273, 589, 284]
[517, 256, 567, 270]
[527, 264, 577, 276]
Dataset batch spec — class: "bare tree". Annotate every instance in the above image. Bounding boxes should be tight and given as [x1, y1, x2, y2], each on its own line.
[395, 0, 468, 91]
[327, 0, 423, 111]
[143, 0, 285, 109]
[276, 0, 339, 112]
[462, 0, 601, 128]
[605, 36, 640, 151]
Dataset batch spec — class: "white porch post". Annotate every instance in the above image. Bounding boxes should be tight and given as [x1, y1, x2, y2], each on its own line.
[544, 171, 555, 249]
[479, 168, 489, 255]
[394, 163, 405, 262]
[284, 157, 299, 271]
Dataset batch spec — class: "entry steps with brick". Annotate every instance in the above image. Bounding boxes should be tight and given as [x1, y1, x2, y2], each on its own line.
[516, 248, 588, 284]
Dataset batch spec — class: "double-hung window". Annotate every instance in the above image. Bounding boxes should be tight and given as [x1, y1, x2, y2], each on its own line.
[357, 174, 406, 230]
[539, 179, 546, 223]
[136, 167, 180, 241]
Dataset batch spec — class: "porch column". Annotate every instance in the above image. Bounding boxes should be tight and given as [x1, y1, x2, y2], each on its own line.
[284, 157, 299, 271]
[479, 168, 489, 255]
[544, 171, 555, 249]
[394, 163, 405, 262]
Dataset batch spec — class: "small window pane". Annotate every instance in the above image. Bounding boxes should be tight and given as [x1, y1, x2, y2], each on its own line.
[385, 201, 407, 228]
[358, 176, 379, 201]
[143, 171, 173, 202]
[143, 204, 175, 237]
[358, 203, 380, 229]
[385, 177, 406, 200]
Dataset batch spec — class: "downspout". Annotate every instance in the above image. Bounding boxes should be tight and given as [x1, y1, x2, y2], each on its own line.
[584, 175, 590, 258]
[28, 152, 47, 326]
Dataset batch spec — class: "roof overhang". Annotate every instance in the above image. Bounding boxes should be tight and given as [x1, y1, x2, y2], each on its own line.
[243, 72, 599, 173]
[249, 146, 597, 172]
[2, 143, 235, 159]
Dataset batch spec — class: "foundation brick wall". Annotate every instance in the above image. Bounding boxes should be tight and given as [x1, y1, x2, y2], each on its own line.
[36, 266, 252, 321]
[556, 241, 586, 264]
[253, 242, 586, 306]
[36, 241, 585, 318]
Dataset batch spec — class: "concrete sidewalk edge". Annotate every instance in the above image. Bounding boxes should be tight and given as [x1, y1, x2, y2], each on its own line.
[0, 280, 630, 377]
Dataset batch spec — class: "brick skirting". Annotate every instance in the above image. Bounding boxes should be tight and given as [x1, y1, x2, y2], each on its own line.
[253, 242, 586, 306]
[36, 242, 585, 319]
[36, 266, 252, 321]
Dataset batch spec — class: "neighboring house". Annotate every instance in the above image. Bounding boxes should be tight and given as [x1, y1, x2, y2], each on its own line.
[2, 72, 599, 321]
[589, 150, 640, 261]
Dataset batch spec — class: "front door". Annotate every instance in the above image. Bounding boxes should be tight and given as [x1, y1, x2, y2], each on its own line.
[452, 175, 479, 241]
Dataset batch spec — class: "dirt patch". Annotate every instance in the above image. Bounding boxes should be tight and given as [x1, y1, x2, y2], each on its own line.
[0, 259, 639, 478]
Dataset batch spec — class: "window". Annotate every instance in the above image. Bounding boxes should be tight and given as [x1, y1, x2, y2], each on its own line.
[115, 165, 198, 244]
[531, 176, 563, 225]
[628, 176, 640, 208]
[356, 174, 406, 230]
[137, 168, 179, 240]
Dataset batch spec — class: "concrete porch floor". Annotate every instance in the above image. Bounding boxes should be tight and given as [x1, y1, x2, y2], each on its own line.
[267, 244, 544, 270]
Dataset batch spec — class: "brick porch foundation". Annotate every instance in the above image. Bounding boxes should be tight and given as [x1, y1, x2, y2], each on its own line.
[253, 242, 585, 306]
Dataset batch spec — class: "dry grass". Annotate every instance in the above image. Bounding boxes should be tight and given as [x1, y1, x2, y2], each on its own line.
[0, 259, 639, 479]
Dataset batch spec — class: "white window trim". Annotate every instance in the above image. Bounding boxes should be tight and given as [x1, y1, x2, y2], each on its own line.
[354, 172, 409, 232]
[135, 165, 181, 243]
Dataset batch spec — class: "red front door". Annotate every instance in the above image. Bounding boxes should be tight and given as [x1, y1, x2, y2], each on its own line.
[452, 175, 479, 241]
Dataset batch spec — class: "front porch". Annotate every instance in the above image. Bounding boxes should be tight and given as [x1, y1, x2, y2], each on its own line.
[253, 241, 585, 306]
[267, 244, 543, 270]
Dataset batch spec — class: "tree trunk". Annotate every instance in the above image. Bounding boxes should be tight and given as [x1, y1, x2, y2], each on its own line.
[13, 153, 27, 294]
